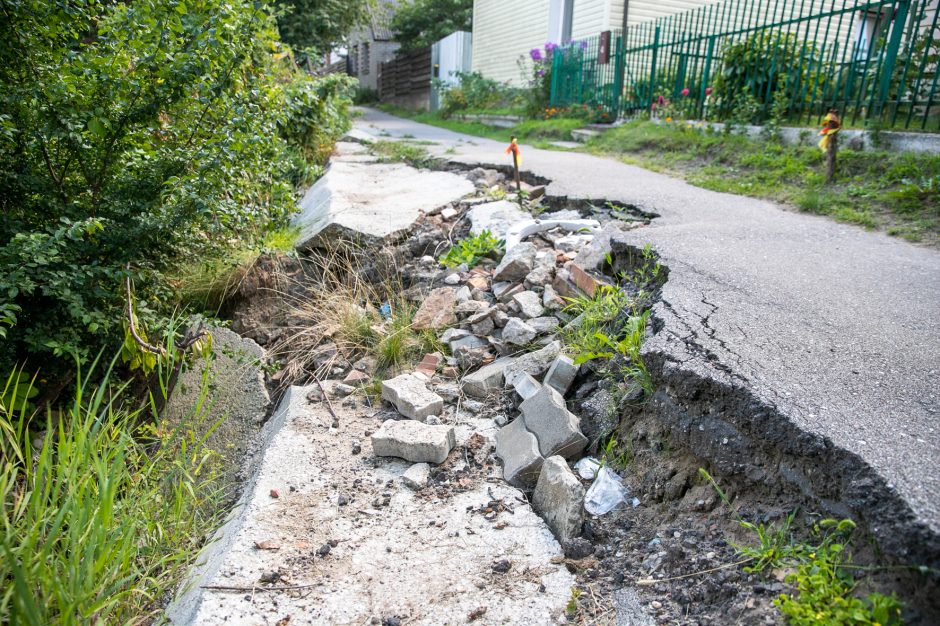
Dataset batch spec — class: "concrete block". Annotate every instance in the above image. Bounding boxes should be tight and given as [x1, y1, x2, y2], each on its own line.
[503, 340, 562, 388]
[519, 386, 587, 459]
[544, 354, 577, 395]
[532, 456, 585, 542]
[381, 374, 444, 421]
[512, 373, 542, 401]
[372, 420, 456, 464]
[495, 417, 544, 487]
[462, 357, 514, 398]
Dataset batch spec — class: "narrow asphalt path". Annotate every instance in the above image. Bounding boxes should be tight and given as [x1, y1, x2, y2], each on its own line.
[354, 108, 940, 561]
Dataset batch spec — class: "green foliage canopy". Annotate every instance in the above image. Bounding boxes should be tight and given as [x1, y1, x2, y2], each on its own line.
[0, 0, 352, 377]
[275, 0, 370, 57]
[391, 0, 473, 51]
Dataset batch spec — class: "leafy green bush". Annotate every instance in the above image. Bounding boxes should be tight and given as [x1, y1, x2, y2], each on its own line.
[714, 31, 825, 122]
[436, 71, 508, 118]
[438, 230, 505, 268]
[0, 0, 352, 378]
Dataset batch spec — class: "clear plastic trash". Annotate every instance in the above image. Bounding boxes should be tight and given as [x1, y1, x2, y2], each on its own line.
[574, 457, 601, 480]
[583, 466, 629, 516]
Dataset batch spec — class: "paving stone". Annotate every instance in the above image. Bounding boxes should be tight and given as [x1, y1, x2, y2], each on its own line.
[532, 456, 585, 542]
[512, 290, 545, 319]
[503, 317, 537, 346]
[495, 417, 544, 487]
[412, 287, 457, 330]
[462, 357, 515, 398]
[512, 373, 542, 401]
[493, 242, 537, 282]
[528, 316, 560, 334]
[381, 374, 444, 422]
[503, 340, 562, 388]
[401, 462, 431, 489]
[372, 420, 456, 464]
[519, 385, 587, 459]
[544, 354, 578, 395]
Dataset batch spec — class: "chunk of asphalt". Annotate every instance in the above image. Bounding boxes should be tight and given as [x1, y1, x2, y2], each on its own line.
[495, 417, 544, 487]
[381, 374, 444, 422]
[532, 456, 585, 542]
[519, 386, 587, 459]
[371, 420, 456, 464]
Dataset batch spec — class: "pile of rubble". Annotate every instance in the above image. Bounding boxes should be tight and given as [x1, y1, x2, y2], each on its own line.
[365, 174, 647, 546]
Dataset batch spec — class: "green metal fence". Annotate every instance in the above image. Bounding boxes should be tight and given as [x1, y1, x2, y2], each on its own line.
[550, 0, 940, 130]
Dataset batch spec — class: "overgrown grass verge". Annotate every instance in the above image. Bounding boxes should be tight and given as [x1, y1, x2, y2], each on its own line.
[587, 121, 940, 243]
[699, 469, 905, 625]
[376, 104, 586, 148]
[0, 353, 225, 624]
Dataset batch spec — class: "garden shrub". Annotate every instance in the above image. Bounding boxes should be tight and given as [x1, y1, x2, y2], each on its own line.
[436, 71, 508, 118]
[0, 0, 352, 379]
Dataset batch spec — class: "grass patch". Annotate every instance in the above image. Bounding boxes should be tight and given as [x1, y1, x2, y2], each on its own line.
[588, 121, 940, 243]
[377, 104, 588, 148]
[0, 353, 225, 624]
[370, 139, 439, 168]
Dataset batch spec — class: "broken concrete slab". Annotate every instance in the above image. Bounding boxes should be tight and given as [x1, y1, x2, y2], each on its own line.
[371, 419, 456, 464]
[519, 386, 587, 459]
[381, 374, 444, 421]
[504, 218, 601, 251]
[503, 340, 563, 388]
[401, 462, 431, 490]
[495, 417, 545, 487]
[467, 199, 529, 242]
[462, 357, 514, 398]
[544, 354, 578, 395]
[532, 456, 585, 542]
[293, 144, 474, 250]
[412, 287, 457, 330]
[529, 316, 560, 334]
[493, 242, 537, 282]
[503, 317, 537, 346]
[164, 326, 270, 485]
[512, 290, 545, 319]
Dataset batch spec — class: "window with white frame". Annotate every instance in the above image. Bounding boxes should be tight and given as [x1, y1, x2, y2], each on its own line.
[548, 0, 575, 44]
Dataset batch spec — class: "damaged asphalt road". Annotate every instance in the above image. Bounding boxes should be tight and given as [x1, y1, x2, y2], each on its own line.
[354, 108, 940, 570]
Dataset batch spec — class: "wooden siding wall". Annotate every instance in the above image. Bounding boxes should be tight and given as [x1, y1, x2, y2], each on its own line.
[379, 47, 432, 110]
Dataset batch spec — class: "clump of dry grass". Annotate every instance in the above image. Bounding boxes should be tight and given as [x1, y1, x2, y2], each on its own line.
[267, 240, 435, 389]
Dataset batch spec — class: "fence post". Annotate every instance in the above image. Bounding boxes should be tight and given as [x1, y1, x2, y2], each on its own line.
[648, 26, 661, 109]
[613, 33, 625, 118]
[698, 35, 716, 120]
[876, 0, 912, 117]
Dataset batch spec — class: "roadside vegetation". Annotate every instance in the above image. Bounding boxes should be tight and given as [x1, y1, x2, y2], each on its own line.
[0, 0, 362, 622]
[587, 121, 940, 244]
[699, 469, 905, 626]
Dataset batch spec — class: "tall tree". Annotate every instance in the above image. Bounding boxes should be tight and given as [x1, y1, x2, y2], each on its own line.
[391, 0, 473, 51]
[276, 0, 370, 56]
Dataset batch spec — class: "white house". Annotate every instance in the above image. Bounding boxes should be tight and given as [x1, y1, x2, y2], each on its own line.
[471, 0, 715, 84]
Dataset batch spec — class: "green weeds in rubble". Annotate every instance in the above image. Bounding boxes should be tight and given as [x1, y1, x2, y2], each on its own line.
[698, 468, 904, 626]
[438, 230, 505, 269]
[600, 435, 632, 471]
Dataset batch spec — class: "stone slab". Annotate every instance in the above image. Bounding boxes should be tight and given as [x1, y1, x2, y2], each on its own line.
[381, 374, 444, 421]
[544, 354, 578, 395]
[372, 419, 456, 464]
[519, 386, 587, 459]
[462, 357, 515, 398]
[532, 456, 585, 542]
[495, 417, 544, 487]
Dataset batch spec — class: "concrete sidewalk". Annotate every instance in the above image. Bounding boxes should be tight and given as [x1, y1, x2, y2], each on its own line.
[354, 108, 940, 568]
